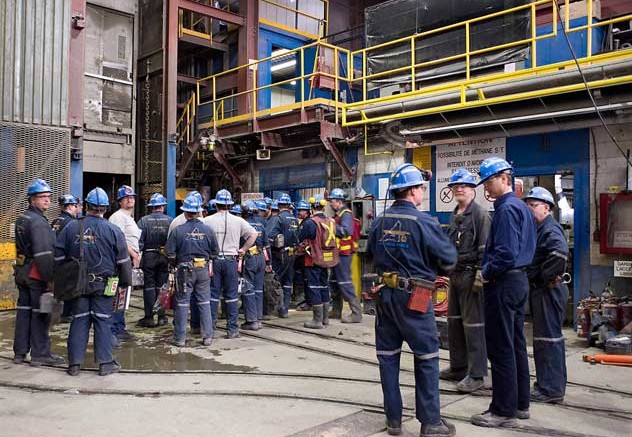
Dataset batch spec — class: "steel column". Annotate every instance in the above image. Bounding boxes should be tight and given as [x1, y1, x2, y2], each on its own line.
[165, 0, 179, 210]
[237, 0, 258, 117]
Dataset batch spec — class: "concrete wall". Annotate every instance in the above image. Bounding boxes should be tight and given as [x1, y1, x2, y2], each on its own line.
[589, 124, 632, 294]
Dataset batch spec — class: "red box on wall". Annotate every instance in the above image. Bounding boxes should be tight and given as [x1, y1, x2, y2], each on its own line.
[600, 192, 632, 254]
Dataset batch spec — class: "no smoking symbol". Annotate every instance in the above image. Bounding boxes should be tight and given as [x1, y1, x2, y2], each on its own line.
[440, 187, 454, 203]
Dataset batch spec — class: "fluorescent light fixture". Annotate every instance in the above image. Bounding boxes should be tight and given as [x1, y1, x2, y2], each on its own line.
[290, 80, 297, 85]
[271, 60, 296, 72]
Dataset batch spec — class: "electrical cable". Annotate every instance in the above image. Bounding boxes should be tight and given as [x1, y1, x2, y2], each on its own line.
[552, 0, 632, 168]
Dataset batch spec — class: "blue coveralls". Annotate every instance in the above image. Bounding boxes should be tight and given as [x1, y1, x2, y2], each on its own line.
[367, 200, 457, 425]
[138, 211, 173, 319]
[52, 211, 77, 318]
[55, 215, 132, 366]
[481, 191, 536, 418]
[244, 215, 269, 321]
[527, 214, 569, 398]
[267, 209, 298, 316]
[330, 209, 356, 305]
[298, 213, 331, 305]
[166, 218, 219, 343]
[13, 206, 57, 361]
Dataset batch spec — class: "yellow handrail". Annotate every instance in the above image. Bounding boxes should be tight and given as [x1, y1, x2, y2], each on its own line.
[176, 92, 196, 146]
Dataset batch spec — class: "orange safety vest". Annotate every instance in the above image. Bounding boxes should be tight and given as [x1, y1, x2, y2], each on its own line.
[306, 215, 340, 268]
[335, 209, 360, 256]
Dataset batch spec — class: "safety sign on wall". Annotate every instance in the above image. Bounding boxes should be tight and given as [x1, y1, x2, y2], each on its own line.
[435, 138, 506, 212]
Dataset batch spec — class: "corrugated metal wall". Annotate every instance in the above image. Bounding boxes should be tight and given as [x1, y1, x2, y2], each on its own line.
[0, 0, 70, 126]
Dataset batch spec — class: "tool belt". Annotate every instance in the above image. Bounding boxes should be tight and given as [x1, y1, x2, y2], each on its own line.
[144, 247, 168, 257]
[88, 274, 107, 283]
[216, 254, 239, 260]
[376, 272, 436, 314]
[179, 258, 208, 269]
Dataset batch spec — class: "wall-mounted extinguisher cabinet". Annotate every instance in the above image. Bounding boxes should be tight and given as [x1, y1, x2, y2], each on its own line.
[600, 192, 632, 254]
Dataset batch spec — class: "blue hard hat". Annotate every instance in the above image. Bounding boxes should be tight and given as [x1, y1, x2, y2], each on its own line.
[242, 200, 258, 215]
[215, 189, 234, 205]
[478, 157, 513, 186]
[27, 179, 52, 196]
[388, 164, 430, 192]
[58, 194, 79, 205]
[448, 168, 477, 187]
[277, 193, 291, 204]
[523, 186, 555, 208]
[254, 199, 267, 211]
[296, 200, 311, 211]
[147, 193, 167, 207]
[208, 199, 217, 213]
[181, 194, 202, 213]
[230, 204, 242, 215]
[328, 188, 346, 200]
[186, 190, 203, 205]
[116, 185, 136, 200]
[85, 187, 109, 206]
[264, 197, 272, 206]
[271, 200, 279, 211]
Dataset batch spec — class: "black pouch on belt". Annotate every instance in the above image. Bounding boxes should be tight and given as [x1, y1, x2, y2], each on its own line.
[406, 278, 435, 313]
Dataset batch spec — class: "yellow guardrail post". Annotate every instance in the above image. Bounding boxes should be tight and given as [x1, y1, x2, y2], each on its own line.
[587, 0, 593, 57]
[410, 37, 416, 92]
[334, 45, 339, 124]
[212, 76, 217, 131]
[531, 2, 537, 68]
[301, 46, 305, 110]
[465, 22, 471, 80]
[362, 50, 367, 102]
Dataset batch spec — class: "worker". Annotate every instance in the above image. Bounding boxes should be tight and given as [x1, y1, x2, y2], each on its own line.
[13, 179, 65, 366]
[298, 195, 339, 329]
[230, 204, 242, 216]
[203, 189, 257, 338]
[294, 200, 312, 311]
[52, 194, 82, 324]
[241, 201, 271, 328]
[108, 185, 141, 344]
[168, 191, 204, 334]
[56, 187, 132, 376]
[367, 164, 457, 437]
[524, 187, 569, 404]
[136, 193, 173, 328]
[266, 193, 299, 318]
[328, 188, 362, 323]
[440, 168, 491, 393]
[165, 194, 218, 347]
[263, 197, 273, 220]
[471, 157, 536, 428]
[208, 200, 217, 215]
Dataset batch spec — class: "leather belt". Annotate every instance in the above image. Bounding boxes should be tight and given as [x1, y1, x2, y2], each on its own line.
[217, 255, 239, 260]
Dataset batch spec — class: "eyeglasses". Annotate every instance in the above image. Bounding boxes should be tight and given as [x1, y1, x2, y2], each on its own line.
[526, 201, 545, 209]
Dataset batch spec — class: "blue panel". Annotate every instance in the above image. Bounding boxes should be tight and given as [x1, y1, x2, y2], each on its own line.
[526, 17, 604, 67]
[166, 138, 177, 217]
[70, 158, 82, 199]
[259, 162, 326, 191]
[362, 172, 391, 198]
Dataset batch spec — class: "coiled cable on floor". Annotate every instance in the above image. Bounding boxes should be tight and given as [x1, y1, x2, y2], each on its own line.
[433, 276, 450, 317]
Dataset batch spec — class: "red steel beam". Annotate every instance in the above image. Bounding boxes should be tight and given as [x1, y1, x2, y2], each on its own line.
[68, 0, 86, 128]
[237, 0, 258, 116]
[178, 0, 245, 26]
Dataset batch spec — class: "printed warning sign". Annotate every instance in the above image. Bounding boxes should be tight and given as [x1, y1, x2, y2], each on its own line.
[435, 138, 506, 212]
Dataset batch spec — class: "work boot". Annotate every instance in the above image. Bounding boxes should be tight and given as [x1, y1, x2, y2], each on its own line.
[98, 360, 121, 376]
[341, 296, 363, 323]
[157, 316, 168, 327]
[420, 418, 456, 437]
[67, 364, 80, 376]
[329, 296, 342, 319]
[13, 354, 25, 365]
[322, 302, 330, 326]
[439, 367, 466, 382]
[456, 375, 484, 393]
[172, 339, 186, 347]
[226, 331, 241, 339]
[516, 409, 530, 420]
[202, 338, 213, 347]
[530, 389, 564, 404]
[277, 309, 289, 319]
[30, 354, 65, 367]
[241, 321, 260, 331]
[304, 304, 324, 329]
[296, 301, 311, 311]
[470, 410, 516, 428]
[386, 418, 402, 435]
[136, 317, 155, 328]
[116, 329, 135, 341]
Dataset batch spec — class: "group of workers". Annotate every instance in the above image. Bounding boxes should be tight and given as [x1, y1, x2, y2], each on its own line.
[367, 157, 569, 436]
[12, 155, 569, 436]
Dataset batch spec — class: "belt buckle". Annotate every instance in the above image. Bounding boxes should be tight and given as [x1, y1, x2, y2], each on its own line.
[399, 277, 410, 290]
[88, 273, 97, 282]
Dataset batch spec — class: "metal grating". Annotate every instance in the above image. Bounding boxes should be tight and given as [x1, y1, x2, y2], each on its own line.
[0, 122, 70, 242]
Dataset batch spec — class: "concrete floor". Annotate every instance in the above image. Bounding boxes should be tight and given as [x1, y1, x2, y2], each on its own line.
[0, 297, 631, 437]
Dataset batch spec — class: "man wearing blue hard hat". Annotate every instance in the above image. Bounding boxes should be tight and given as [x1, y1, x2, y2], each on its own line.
[136, 193, 173, 328]
[440, 168, 491, 394]
[56, 187, 132, 376]
[328, 188, 363, 323]
[52, 194, 82, 323]
[524, 187, 569, 405]
[367, 164, 457, 437]
[166, 193, 218, 347]
[266, 193, 299, 318]
[108, 185, 141, 344]
[203, 189, 257, 337]
[13, 179, 65, 367]
[471, 157, 536, 428]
